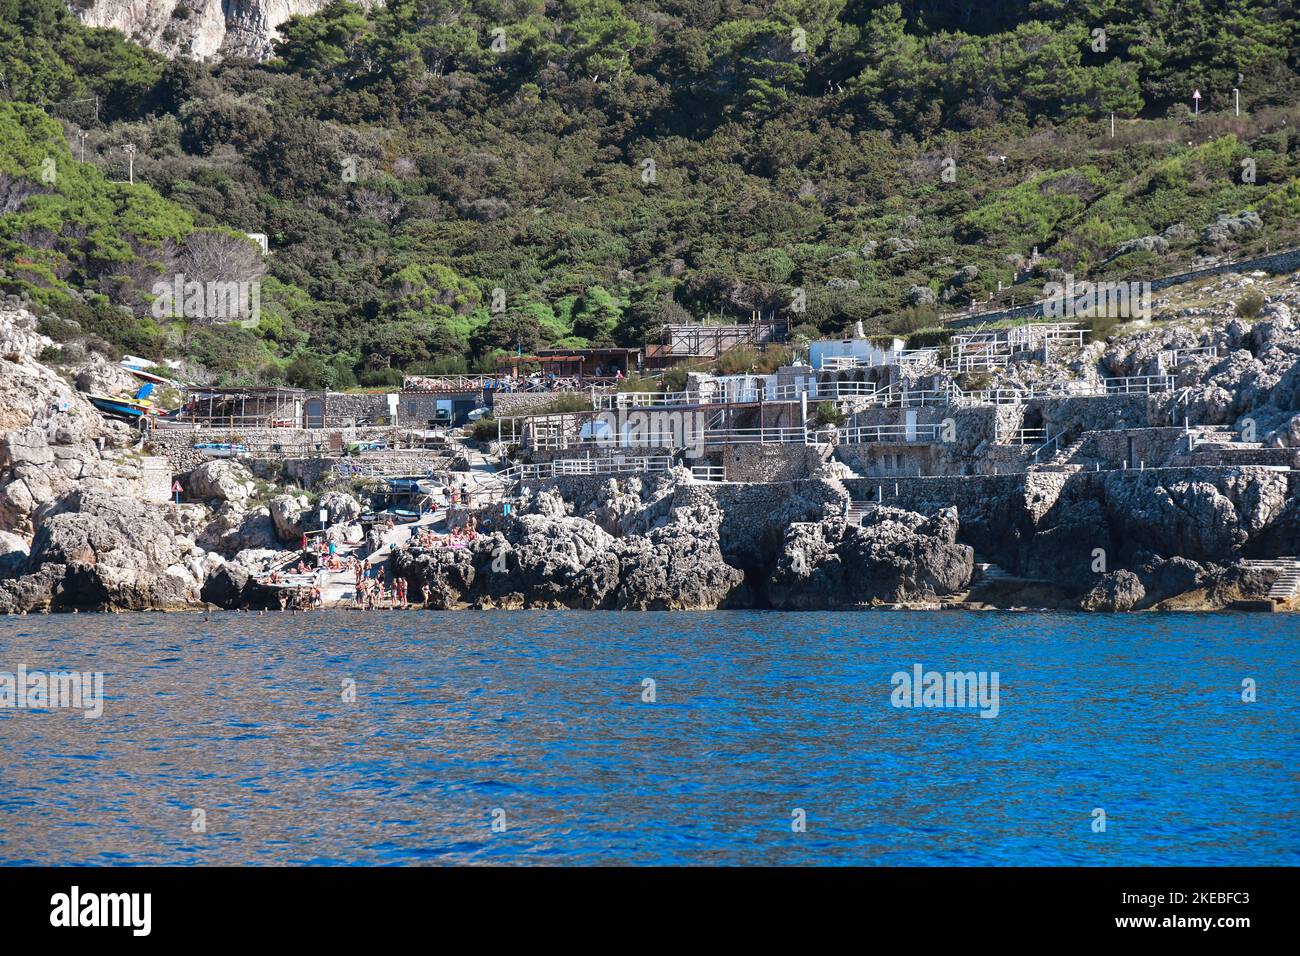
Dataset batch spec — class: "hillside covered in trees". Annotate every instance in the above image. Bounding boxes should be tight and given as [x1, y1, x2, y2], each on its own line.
[3, 0, 1300, 386]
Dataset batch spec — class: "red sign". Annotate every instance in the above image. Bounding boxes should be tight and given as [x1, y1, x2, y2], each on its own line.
[171, 481, 182, 493]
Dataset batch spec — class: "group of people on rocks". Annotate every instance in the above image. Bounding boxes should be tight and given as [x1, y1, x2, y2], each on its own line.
[277, 585, 321, 612]
[353, 574, 429, 610]
[403, 516, 479, 550]
[266, 485, 508, 612]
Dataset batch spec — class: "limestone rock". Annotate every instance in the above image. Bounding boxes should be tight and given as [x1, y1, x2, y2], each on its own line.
[268, 493, 308, 543]
[186, 459, 256, 504]
[18, 492, 207, 610]
[1078, 570, 1145, 611]
[768, 508, 973, 608]
[318, 490, 363, 525]
[613, 501, 744, 609]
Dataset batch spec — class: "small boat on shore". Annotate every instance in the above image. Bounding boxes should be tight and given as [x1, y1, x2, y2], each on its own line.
[86, 393, 163, 420]
[194, 442, 248, 458]
[120, 356, 187, 390]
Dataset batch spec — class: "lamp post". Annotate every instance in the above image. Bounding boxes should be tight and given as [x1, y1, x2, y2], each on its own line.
[122, 143, 136, 184]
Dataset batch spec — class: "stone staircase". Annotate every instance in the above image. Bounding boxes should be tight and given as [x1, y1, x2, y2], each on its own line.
[844, 498, 875, 525]
[1243, 558, 1300, 602]
[972, 558, 1048, 585]
[974, 561, 1015, 582]
[1032, 436, 1086, 472]
[1178, 427, 1294, 468]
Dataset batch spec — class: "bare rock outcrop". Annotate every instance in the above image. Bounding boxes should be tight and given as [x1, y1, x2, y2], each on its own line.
[613, 500, 744, 609]
[268, 493, 307, 543]
[76, 0, 376, 62]
[1078, 570, 1145, 611]
[0, 491, 207, 611]
[186, 459, 256, 504]
[768, 507, 973, 608]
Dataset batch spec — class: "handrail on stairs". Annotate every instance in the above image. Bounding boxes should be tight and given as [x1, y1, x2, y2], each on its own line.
[1030, 431, 1064, 463]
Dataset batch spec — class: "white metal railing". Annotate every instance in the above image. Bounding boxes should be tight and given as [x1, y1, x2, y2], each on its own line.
[570, 372, 1181, 426]
[837, 423, 944, 444]
[593, 390, 695, 409]
[502, 456, 676, 482]
[894, 348, 941, 365]
[1002, 427, 1047, 445]
[690, 465, 727, 481]
[1103, 375, 1175, 394]
[703, 427, 817, 446]
[1030, 432, 1065, 462]
[820, 355, 868, 371]
[945, 352, 1013, 373]
[1159, 346, 1219, 367]
[818, 348, 939, 371]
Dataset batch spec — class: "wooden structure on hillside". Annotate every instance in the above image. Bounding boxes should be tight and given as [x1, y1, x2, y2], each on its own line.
[184, 387, 311, 428]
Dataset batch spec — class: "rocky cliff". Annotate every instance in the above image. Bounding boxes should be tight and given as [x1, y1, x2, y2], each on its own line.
[0, 307, 307, 611]
[76, 0, 360, 61]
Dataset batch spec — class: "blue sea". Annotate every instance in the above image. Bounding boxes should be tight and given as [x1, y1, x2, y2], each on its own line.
[0, 610, 1295, 865]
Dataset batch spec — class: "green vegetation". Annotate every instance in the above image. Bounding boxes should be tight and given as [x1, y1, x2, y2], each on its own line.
[469, 416, 499, 442]
[1235, 288, 1267, 317]
[812, 401, 845, 427]
[3, 0, 1300, 384]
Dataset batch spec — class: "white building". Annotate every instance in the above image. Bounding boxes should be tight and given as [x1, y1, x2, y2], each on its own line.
[809, 336, 905, 370]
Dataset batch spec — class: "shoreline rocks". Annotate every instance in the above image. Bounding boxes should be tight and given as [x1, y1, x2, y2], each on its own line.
[1, 304, 1297, 614]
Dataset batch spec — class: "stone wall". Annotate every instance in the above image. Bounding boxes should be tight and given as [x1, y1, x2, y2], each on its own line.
[139, 456, 173, 504]
[275, 451, 453, 488]
[1077, 427, 1187, 468]
[492, 392, 581, 417]
[146, 425, 418, 476]
[718, 443, 826, 481]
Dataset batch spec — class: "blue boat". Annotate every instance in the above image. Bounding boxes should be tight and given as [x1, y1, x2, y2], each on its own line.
[87, 394, 156, 420]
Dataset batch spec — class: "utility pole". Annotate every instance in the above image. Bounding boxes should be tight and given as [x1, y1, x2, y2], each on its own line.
[78, 129, 88, 163]
[1110, 112, 1115, 137]
[1233, 87, 1240, 116]
[122, 143, 136, 184]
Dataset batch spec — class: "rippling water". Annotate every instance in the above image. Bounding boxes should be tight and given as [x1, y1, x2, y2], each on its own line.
[0, 610, 1296, 865]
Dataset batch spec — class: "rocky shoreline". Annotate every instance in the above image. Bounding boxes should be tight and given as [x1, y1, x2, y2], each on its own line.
[1, 304, 1297, 615]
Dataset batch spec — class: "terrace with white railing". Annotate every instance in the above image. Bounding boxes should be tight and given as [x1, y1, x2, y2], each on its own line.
[493, 455, 678, 484]
[819, 347, 940, 371]
[586, 373, 1175, 417]
[946, 323, 1085, 373]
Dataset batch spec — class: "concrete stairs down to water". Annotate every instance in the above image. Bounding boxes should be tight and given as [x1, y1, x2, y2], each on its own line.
[972, 559, 1048, 586]
[1243, 558, 1300, 602]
